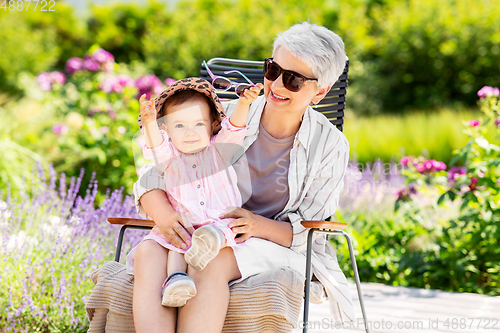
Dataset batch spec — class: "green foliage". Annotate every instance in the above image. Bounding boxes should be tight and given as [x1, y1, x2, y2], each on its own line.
[390, 90, 500, 294]
[87, 0, 168, 63]
[334, 0, 500, 114]
[143, 0, 324, 79]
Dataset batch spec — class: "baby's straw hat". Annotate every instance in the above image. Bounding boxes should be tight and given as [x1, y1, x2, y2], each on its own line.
[138, 78, 226, 135]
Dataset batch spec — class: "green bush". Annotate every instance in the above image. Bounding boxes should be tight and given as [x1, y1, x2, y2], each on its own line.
[143, 0, 325, 79]
[0, 3, 87, 94]
[87, 1, 169, 64]
[332, 0, 500, 114]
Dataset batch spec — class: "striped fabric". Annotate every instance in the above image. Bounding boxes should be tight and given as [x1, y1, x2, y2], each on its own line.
[134, 95, 355, 322]
[86, 261, 303, 332]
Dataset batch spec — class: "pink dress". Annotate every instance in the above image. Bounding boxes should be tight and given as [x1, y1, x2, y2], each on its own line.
[126, 118, 247, 273]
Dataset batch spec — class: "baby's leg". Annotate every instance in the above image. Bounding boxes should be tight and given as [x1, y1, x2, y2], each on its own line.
[162, 251, 197, 307]
[167, 251, 188, 276]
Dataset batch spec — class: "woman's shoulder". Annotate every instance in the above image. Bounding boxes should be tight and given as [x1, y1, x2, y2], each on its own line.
[307, 108, 349, 150]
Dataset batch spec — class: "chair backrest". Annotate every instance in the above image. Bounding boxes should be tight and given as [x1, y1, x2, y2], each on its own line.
[199, 58, 349, 132]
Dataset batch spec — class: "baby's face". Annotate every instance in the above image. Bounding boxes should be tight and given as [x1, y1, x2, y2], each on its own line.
[162, 100, 214, 154]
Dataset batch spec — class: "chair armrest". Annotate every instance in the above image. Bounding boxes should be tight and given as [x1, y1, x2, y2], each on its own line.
[300, 220, 347, 230]
[107, 217, 155, 228]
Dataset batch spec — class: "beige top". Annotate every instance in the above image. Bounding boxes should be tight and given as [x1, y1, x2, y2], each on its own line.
[234, 122, 293, 219]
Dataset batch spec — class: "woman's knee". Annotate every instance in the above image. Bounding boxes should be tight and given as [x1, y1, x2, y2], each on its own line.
[188, 247, 240, 282]
[134, 240, 168, 273]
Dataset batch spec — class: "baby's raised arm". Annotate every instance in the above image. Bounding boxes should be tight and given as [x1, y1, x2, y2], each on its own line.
[139, 94, 163, 148]
[228, 84, 263, 127]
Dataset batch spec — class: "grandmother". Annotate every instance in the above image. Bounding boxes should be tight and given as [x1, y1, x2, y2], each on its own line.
[132, 22, 354, 332]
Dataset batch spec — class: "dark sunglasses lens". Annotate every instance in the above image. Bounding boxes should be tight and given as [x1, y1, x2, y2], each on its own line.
[235, 84, 251, 97]
[264, 62, 281, 81]
[282, 72, 304, 92]
[213, 77, 231, 91]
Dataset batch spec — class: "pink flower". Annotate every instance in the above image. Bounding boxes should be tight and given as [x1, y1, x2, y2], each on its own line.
[50, 71, 66, 85]
[495, 118, 500, 127]
[52, 123, 69, 136]
[135, 74, 164, 99]
[165, 78, 176, 86]
[99, 75, 135, 94]
[90, 49, 114, 64]
[65, 57, 84, 75]
[468, 120, 480, 127]
[36, 72, 52, 91]
[432, 160, 447, 171]
[36, 71, 66, 90]
[415, 164, 425, 173]
[477, 86, 500, 98]
[84, 57, 100, 71]
[400, 156, 411, 166]
[448, 166, 466, 182]
[100, 126, 109, 134]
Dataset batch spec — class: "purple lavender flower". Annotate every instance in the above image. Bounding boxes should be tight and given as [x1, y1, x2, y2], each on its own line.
[477, 86, 500, 98]
[83, 57, 100, 72]
[36, 72, 52, 91]
[65, 57, 84, 75]
[468, 119, 480, 127]
[52, 123, 69, 136]
[165, 77, 176, 86]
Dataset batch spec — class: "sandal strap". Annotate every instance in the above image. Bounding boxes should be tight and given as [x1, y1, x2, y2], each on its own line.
[162, 271, 188, 288]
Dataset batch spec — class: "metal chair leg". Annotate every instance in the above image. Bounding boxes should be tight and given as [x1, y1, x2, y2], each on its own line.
[302, 229, 369, 333]
[342, 231, 370, 333]
[114, 225, 152, 262]
[303, 229, 315, 333]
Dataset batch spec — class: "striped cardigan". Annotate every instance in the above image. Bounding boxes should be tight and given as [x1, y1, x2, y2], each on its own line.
[133, 95, 355, 322]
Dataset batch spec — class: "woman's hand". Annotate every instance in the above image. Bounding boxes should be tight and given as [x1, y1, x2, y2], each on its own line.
[155, 211, 196, 249]
[221, 207, 259, 243]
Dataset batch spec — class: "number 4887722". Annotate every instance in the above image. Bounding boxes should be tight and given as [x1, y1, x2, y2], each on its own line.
[1, 0, 56, 11]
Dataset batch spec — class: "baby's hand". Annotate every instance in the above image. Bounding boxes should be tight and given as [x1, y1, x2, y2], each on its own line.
[238, 83, 263, 105]
[139, 94, 157, 125]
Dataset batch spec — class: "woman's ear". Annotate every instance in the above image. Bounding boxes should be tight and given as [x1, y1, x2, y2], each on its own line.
[311, 85, 331, 105]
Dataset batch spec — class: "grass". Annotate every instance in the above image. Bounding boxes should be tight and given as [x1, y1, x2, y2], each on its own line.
[343, 107, 496, 164]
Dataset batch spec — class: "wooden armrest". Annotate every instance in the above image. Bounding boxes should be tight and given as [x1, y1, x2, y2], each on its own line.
[300, 220, 347, 230]
[107, 217, 155, 228]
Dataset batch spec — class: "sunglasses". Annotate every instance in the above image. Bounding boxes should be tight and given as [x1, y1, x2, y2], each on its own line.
[203, 61, 255, 97]
[263, 58, 318, 92]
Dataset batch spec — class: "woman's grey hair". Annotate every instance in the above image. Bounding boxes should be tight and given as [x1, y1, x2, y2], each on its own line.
[273, 22, 347, 89]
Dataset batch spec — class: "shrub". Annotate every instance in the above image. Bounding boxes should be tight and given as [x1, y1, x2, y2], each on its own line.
[393, 86, 500, 294]
[0, 164, 144, 332]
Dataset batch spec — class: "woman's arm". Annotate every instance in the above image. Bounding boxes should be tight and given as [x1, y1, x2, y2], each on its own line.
[134, 164, 194, 249]
[221, 208, 293, 247]
[139, 190, 194, 249]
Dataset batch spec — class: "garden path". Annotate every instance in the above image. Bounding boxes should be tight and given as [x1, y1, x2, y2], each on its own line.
[293, 282, 500, 333]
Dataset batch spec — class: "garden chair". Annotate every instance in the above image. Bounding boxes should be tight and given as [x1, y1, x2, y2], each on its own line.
[85, 58, 369, 333]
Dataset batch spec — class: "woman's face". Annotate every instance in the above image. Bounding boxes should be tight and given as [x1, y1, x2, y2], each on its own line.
[264, 46, 329, 118]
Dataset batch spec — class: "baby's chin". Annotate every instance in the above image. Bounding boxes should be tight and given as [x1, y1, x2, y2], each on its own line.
[177, 144, 209, 154]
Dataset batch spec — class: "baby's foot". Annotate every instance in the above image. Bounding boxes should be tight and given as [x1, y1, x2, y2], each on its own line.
[184, 225, 224, 271]
[161, 271, 197, 307]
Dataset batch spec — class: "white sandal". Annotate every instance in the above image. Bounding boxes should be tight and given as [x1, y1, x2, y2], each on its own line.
[184, 225, 224, 271]
[161, 271, 197, 307]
